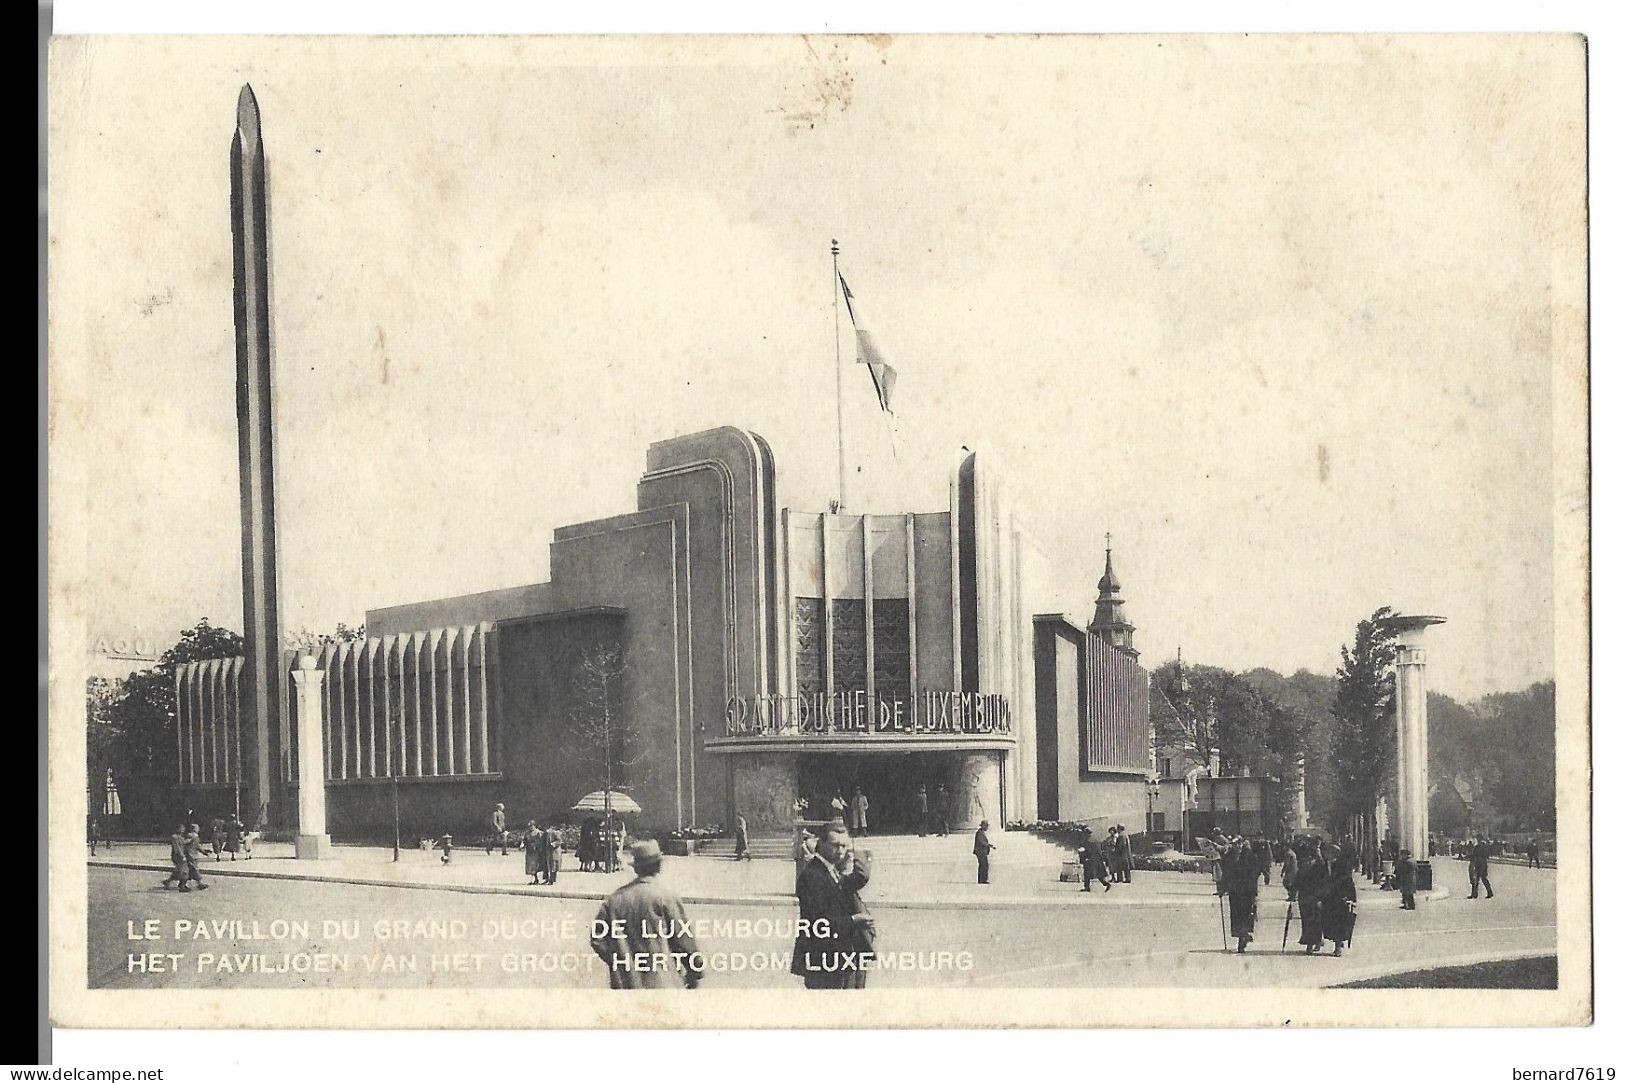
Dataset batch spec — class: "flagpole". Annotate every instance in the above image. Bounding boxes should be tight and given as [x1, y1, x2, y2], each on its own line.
[832, 239, 847, 513]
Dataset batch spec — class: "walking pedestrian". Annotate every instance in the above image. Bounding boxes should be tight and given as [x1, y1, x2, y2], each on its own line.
[1323, 845, 1359, 956]
[1469, 835, 1495, 899]
[87, 814, 110, 856]
[1281, 839, 1299, 901]
[1249, 838, 1270, 886]
[830, 793, 848, 828]
[209, 817, 226, 861]
[1526, 838, 1541, 868]
[487, 803, 508, 855]
[934, 783, 951, 835]
[1076, 826, 1112, 893]
[973, 820, 995, 884]
[160, 823, 188, 889]
[1296, 838, 1328, 953]
[438, 833, 454, 864]
[852, 787, 870, 837]
[224, 814, 245, 861]
[915, 784, 930, 837]
[1396, 848, 1417, 910]
[589, 840, 703, 989]
[523, 820, 545, 884]
[181, 824, 210, 891]
[1220, 835, 1262, 952]
[790, 821, 876, 989]
[733, 813, 751, 861]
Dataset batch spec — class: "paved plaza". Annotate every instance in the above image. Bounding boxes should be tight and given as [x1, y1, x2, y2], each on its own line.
[87, 836, 1552, 990]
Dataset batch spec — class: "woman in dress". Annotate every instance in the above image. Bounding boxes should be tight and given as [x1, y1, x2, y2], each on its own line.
[224, 815, 245, 861]
[209, 817, 227, 861]
[1322, 845, 1360, 957]
[523, 820, 545, 884]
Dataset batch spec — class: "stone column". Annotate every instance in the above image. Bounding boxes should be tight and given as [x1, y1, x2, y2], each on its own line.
[1382, 614, 1445, 890]
[1293, 752, 1309, 831]
[291, 654, 332, 859]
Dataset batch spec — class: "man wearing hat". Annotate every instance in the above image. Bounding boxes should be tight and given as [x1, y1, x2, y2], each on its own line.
[589, 839, 703, 989]
[1218, 833, 1262, 951]
[487, 803, 508, 856]
[1076, 826, 1112, 893]
[973, 820, 996, 885]
[791, 821, 876, 989]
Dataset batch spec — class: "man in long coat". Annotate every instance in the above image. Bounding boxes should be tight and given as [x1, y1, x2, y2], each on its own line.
[589, 840, 702, 989]
[1076, 827, 1112, 893]
[1115, 825, 1134, 883]
[1468, 835, 1495, 899]
[973, 820, 995, 885]
[1395, 848, 1417, 910]
[487, 803, 508, 856]
[543, 822, 564, 884]
[791, 821, 876, 989]
[1220, 836, 1262, 951]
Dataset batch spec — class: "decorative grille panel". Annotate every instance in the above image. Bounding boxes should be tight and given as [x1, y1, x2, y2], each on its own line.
[872, 598, 911, 727]
[794, 598, 825, 698]
[831, 599, 868, 693]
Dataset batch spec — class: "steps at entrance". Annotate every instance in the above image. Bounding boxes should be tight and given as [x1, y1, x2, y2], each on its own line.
[693, 830, 1072, 867]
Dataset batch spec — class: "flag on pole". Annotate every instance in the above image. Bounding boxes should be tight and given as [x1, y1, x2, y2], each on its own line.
[838, 272, 899, 415]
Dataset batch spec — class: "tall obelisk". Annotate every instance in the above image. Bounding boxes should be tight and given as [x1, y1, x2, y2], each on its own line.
[232, 84, 283, 830]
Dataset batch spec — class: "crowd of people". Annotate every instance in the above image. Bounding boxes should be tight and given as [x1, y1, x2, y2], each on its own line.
[1212, 833, 1375, 956]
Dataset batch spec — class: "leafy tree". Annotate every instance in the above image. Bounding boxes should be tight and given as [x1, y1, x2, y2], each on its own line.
[86, 618, 359, 833]
[1327, 607, 1398, 839]
[1474, 681, 1557, 831]
[85, 619, 243, 832]
[1151, 660, 1305, 782]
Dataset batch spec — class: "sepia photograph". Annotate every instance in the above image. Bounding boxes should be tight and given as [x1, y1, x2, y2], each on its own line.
[46, 31, 1589, 1030]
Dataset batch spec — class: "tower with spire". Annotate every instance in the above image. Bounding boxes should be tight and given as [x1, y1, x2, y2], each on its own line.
[1086, 534, 1137, 658]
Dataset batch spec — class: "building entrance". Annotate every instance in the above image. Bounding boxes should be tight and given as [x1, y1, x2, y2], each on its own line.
[796, 752, 999, 835]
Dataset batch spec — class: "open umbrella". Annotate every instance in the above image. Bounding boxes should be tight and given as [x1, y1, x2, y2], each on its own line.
[570, 790, 642, 815]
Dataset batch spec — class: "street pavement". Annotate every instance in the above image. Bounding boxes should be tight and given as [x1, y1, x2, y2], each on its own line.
[88, 850, 1553, 991]
[85, 833, 1448, 909]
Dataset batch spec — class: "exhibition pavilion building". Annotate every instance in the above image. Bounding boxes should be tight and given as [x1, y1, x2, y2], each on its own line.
[175, 427, 1151, 838]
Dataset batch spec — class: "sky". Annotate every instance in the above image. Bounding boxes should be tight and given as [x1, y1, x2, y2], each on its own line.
[50, 34, 1583, 700]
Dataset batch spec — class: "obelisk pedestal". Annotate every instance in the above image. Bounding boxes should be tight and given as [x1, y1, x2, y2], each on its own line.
[1382, 614, 1446, 891]
[291, 654, 332, 860]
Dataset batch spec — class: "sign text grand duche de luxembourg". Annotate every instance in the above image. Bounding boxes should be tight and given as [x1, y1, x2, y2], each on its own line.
[722, 690, 1013, 738]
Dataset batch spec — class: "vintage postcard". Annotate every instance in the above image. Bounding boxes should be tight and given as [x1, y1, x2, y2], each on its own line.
[46, 33, 1589, 1028]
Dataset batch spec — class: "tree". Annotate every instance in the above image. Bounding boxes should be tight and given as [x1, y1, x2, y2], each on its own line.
[86, 618, 361, 833]
[86, 619, 244, 832]
[568, 640, 641, 818]
[1150, 660, 1305, 781]
[1327, 607, 1399, 842]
